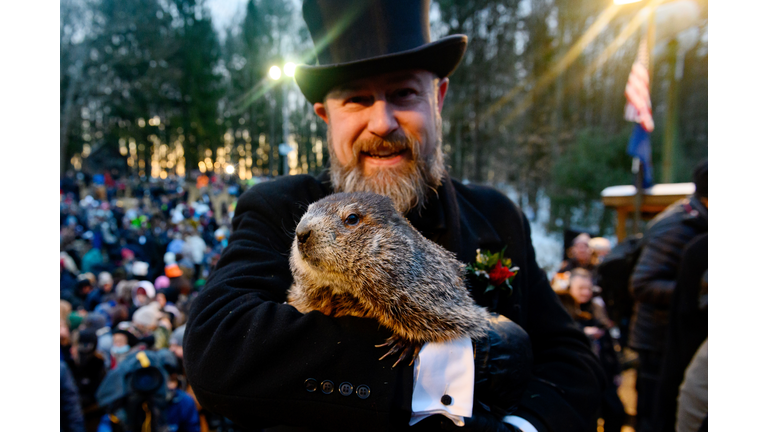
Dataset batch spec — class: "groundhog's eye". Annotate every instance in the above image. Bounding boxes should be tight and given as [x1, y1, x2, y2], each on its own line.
[344, 214, 360, 226]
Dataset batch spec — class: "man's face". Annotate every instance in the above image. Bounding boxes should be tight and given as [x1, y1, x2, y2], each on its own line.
[314, 69, 450, 214]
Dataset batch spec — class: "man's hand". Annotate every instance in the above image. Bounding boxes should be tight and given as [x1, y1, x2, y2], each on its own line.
[473, 314, 533, 417]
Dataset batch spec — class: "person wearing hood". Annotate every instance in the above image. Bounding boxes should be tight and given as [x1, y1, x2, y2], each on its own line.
[167, 231, 186, 255]
[63, 278, 93, 311]
[72, 328, 107, 432]
[61, 358, 86, 432]
[130, 280, 155, 314]
[80, 233, 105, 275]
[182, 228, 206, 280]
[629, 160, 708, 432]
[85, 313, 113, 368]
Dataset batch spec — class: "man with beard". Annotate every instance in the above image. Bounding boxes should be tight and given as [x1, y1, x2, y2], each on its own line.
[184, 1, 603, 431]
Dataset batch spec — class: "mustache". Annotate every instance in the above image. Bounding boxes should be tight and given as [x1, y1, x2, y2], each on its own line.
[351, 133, 418, 160]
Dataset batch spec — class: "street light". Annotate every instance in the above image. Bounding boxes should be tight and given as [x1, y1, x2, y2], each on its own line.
[268, 65, 282, 80]
[268, 62, 296, 176]
[225, 164, 235, 175]
[283, 62, 296, 78]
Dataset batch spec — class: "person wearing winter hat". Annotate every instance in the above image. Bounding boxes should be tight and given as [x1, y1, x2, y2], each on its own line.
[154, 275, 171, 290]
[85, 271, 116, 311]
[85, 312, 113, 367]
[131, 280, 155, 308]
[65, 278, 94, 311]
[165, 263, 183, 278]
[68, 311, 85, 332]
[133, 302, 172, 349]
[164, 251, 177, 266]
[114, 280, 135, 306]
[169, 324, 187, 376]
[131, 261, 150, 280]
[110, 322, 142, 368]
[72, 327, 108, 431]
[132, 302, 164, 331]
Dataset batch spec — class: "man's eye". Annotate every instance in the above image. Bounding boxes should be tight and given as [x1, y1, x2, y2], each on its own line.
[344, 214, 360, 226]
[394, 88, 417, 99]
[345, 96, 372, 105]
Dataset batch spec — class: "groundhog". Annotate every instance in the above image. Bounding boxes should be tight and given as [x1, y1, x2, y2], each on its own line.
[287, 192, 492, 366]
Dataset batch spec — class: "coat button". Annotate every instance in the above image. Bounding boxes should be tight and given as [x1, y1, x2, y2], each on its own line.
[304, 378, 318, 392]
[356, 385, 370, 399]
[441, 394, 453, 405]
[321, 380, 334, 394]
[339, 382, 354, 396]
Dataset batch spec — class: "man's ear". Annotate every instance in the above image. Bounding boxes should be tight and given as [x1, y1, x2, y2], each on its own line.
[314, 102, 329, 124]
[436, 78, 449, 113]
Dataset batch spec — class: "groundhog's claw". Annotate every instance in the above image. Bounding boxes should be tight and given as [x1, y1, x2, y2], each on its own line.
[377, 336, 422, 367]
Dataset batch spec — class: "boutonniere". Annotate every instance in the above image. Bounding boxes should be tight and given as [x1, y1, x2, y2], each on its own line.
[467, 247, 520, 296]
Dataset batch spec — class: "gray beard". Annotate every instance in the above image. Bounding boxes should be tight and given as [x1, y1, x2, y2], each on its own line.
[328, 126, 447, 215]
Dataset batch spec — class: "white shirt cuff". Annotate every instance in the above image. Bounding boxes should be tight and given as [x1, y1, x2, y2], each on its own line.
[503, 415, 539, 432]
[410, 337, 474, 426]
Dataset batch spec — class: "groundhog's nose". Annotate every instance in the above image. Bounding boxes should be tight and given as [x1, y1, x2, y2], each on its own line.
[296, 226, 312, 245]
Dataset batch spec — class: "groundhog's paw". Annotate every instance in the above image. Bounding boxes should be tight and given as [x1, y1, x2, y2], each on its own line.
[376, 335, 422, 368]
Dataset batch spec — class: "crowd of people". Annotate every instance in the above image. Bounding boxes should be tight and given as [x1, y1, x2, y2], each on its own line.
[61, 160, 708, 432]
[550, 160, 708, 432]
[61, 163, 708, 432]
[60, 170, 254, 432]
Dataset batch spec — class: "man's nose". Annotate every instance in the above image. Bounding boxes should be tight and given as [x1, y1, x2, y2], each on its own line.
[367, 100, 398, 137]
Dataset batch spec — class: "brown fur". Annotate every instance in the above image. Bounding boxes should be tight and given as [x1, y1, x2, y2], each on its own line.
[287, 192, 491, 348]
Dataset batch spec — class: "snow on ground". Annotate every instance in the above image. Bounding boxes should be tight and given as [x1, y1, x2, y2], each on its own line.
[492, 183, 564, 279]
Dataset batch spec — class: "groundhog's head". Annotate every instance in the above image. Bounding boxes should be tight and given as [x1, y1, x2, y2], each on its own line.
[289, 192, 410, 288]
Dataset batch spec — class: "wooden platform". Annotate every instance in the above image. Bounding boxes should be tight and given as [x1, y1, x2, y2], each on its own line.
[601, 183, 694, 241]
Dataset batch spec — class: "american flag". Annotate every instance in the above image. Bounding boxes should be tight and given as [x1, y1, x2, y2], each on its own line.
[624, 39, 655, 133]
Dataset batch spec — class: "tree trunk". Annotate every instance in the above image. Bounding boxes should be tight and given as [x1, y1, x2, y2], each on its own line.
[60, 45, 87, 174]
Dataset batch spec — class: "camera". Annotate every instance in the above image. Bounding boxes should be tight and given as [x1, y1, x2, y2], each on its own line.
[96, 349, 178, 432]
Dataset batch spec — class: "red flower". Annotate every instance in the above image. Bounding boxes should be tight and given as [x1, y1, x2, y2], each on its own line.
[487, 261, 518, 286]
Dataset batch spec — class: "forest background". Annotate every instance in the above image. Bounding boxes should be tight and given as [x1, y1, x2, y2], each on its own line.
[59, 0, 709, 240]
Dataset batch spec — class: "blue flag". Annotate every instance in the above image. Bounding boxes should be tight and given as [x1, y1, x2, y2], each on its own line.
[627, 123, 653, 189]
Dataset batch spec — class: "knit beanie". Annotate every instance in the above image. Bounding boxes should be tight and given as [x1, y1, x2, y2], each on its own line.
[132, 303, 164, 329]
[154, 275, 171, 290]
[68, 312, 84, 331]
[85, 312, 108, 330]
[98, 271, 113, 287]
[169, 324, 186, 347]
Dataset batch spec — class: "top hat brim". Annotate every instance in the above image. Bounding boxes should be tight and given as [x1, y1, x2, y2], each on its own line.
[295, 34, 467, 104]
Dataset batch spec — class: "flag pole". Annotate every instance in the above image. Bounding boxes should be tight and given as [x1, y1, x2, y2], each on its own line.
[632, 7, 656, 235]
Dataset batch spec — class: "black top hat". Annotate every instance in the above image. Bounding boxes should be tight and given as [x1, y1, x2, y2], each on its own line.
[295, 0, 467, 103]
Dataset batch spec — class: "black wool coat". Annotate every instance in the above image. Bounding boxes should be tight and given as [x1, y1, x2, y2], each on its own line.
[184, 172, 605, 432]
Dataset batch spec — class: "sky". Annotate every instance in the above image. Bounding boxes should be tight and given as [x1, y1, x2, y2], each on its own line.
[206, 0, 249, 39]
